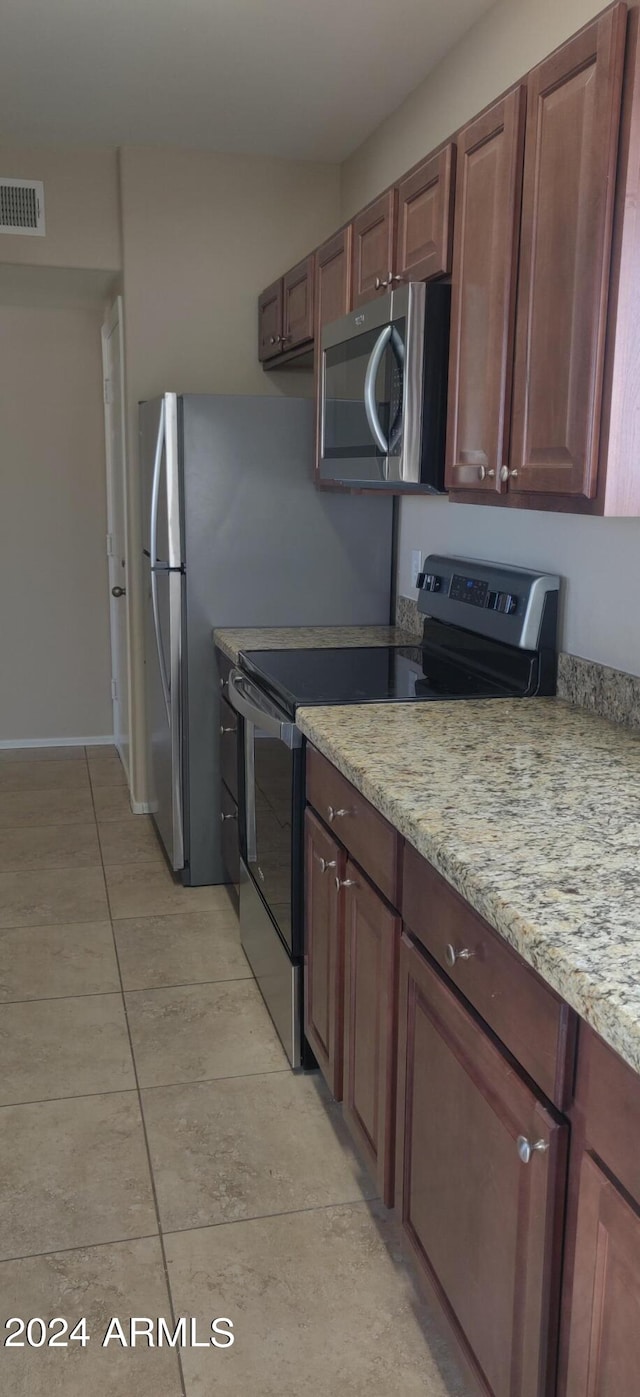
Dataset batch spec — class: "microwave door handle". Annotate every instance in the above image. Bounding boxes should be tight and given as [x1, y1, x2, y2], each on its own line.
[364, 324, 392, 454]
[388, 324, 406, 455]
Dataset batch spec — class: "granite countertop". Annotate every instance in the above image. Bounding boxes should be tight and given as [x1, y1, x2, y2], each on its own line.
[296, 697, 640, 1075]
[213, 624, 419, 666]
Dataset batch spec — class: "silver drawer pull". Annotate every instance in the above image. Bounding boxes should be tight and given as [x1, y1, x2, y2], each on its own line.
[517, 1136, 549, 1165]
[220, 811, 237, 822]
[445, 944, 474, 967]
[327, 805, 352, 822]
[314, 854, 337, 873]
[335, 877, 357, 890]
[220, 725, 235, 734]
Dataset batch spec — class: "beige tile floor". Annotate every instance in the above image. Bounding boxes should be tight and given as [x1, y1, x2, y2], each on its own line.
[0, 743, 471, 1397]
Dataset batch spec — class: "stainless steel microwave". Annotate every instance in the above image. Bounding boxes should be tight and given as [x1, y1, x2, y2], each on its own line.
[318, 280, 450, 489]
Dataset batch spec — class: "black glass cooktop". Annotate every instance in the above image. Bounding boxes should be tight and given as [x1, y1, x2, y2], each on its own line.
[240, 644, 515, 718]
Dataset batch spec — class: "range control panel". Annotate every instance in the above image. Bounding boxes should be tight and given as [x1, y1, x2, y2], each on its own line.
[416, 555, 560, 651]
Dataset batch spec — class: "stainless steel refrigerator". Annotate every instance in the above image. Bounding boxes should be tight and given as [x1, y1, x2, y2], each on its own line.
[140, 393, 395, 885]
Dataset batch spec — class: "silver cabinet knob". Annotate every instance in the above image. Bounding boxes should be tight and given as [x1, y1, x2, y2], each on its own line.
[219, 725, 235, 735]
[335, 877, 357, 890]
[517, 1135, 549, 1165]
[477, 466, 495, 481]
[220, 811, 237, 822]
[268, 334, 283, 345]
[313, 853, 337, 872]
[111, 585, 126, 598]
[374, 274, 391, 290]
[500, 465, 518, 482]
[327, 805, 352, 822]
[444, 944, 474, 967]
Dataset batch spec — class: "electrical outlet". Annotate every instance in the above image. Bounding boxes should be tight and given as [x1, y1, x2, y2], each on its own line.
[410, 550, 422, 589]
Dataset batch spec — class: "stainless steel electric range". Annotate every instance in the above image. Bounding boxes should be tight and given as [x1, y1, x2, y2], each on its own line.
[227, 555, 560, 1066]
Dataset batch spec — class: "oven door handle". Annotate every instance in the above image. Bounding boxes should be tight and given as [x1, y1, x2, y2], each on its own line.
[364, 324, 392, 454]
[227, 670, 302, 749]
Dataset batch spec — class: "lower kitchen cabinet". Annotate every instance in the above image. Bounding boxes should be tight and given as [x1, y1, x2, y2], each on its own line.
[304, 808, 345, 1099]
[220, 780, 240, 909]
[396, 932, 568, 1397]
[564, 1152, 640, 1396]
[342, 861, 400, 1205]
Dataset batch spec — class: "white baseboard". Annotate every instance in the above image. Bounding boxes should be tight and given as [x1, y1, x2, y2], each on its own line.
[130, 799, 154, 814]
[0, 735, 115, 750]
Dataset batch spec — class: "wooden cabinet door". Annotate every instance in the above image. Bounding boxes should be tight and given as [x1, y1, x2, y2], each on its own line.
[395, 143, 455, 283]
[396, 934, 567, 1397]
[445, 86, 526, 495]
[258, 278, 283, 361]
[510, 5, 627, 499]
[565, 1152, 640, 1396]
[283, 255, 315, 351]
[315, 227, 352, 333]
[343, 861, 400, 1205]
[351, 190, 397, 307]
[304, 809, 345, 1099]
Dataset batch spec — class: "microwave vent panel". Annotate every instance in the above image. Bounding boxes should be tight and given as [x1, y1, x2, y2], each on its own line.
[0, 179, 46, 236]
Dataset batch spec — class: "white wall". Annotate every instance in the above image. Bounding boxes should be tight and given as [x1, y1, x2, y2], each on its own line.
[0, 301, 112, 741]
[0, 145, 121, 271]
[341, 0, 640, 676]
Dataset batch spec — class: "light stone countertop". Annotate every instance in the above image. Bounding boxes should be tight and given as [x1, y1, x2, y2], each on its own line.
[213, 625, 419, 666]
[296, 697, 640, 1075]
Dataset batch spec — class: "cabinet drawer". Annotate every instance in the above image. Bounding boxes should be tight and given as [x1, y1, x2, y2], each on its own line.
[402, 842, 575, 1107]
[575, 1024, 640, 1205]
[216, 648, 234, 701]
[306, 746, 400, 906]
[219, 696, 238, 801]
[220, 782, 239, 890]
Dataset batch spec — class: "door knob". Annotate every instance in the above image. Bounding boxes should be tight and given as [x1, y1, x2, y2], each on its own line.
[517, 1135, 549, 1165]
[111, 585, 126, 598]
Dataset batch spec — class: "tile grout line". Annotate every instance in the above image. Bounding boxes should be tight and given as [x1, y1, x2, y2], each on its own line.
[89, 772, 188, 1397]
[0, 974, 253, 1008]
[0, 1065, 291, 1111]
[1, 1232, 161, 1266]
[160, 1194, 382, 1238]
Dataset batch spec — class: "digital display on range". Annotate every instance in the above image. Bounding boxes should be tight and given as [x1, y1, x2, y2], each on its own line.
[449, 574, 488, 607]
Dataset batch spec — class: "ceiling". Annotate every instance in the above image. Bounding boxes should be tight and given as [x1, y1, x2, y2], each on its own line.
[0, 0, 494, 162]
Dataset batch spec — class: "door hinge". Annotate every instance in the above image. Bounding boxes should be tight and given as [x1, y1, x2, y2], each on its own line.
[111, 678, 118, 700]
[106, 532, 114, 557]
[104, 377, 113, 406]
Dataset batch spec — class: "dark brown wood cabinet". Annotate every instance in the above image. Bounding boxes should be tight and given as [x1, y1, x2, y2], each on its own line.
[342, 861, 400, 1205]
[510, 4, 627, 500]
[304, 808, 345, 1099]
[315, 227, 352, 334]
[282, 255, 315, 351]
[564, 1152, 640, 1396]
[396, 932, 568, 1397]
[258, 278, 284, 362]
[445, 86, 526, 495]
[395, 143, 455, 284]
[351, 190, 398, 306]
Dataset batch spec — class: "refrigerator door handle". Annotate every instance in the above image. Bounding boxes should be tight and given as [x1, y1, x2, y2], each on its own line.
[149, 398, 166, 567]
[151, 566, 171, 724]
[168, 569, 184, 870]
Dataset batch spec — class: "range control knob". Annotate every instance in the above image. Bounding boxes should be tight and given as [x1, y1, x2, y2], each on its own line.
[495, 592, 518, 614]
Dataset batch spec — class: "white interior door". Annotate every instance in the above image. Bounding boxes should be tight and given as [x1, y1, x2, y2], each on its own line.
[102, 296, 130, 776]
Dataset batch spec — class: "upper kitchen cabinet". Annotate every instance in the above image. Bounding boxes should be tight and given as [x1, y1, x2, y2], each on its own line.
[258, 278, 284, 362]
[282, 255, 315, 353]
[315, 227, 353, 334]
[510, 4, 627, 500]
[395, 143, 455, 284]
[258, 255, 315, 367]
[445, 87, 526, 495]
[351, 190, 398, 306]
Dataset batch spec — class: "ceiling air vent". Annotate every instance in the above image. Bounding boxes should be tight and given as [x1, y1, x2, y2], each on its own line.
[0, 179, 46, 236]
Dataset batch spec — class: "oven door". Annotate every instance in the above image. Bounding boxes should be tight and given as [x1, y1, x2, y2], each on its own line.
[227, 669, 302, 955]
[318, 282, 426, 486]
